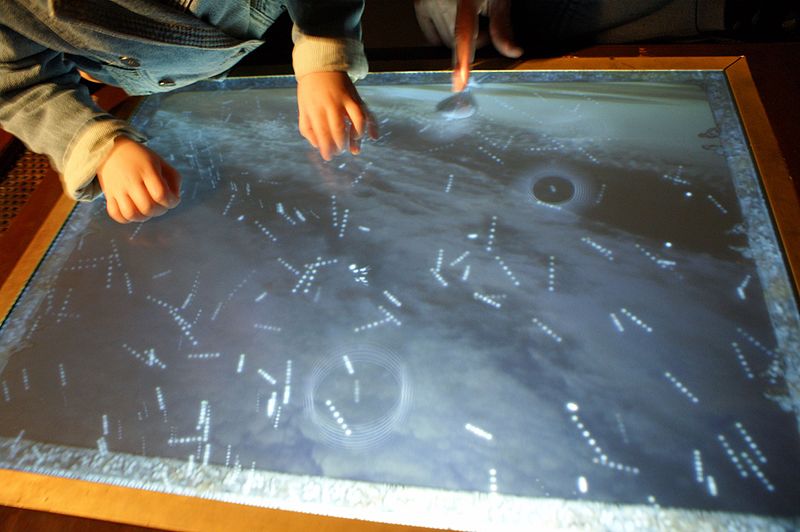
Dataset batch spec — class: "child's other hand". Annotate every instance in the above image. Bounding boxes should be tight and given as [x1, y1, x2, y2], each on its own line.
[96, 137, 181, 224]
[297, 71, 378, 161]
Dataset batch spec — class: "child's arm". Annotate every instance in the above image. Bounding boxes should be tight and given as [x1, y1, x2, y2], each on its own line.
[0, 20, 178, 223]
[288, 0, 378, 160]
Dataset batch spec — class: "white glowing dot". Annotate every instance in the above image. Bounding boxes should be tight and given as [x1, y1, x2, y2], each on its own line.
[566, 402, 579, 412]
[577, 476, 588, 493]
[345, 429, 352, 436]
[685, 191, 693, 197]
[664, 242, 672, 248]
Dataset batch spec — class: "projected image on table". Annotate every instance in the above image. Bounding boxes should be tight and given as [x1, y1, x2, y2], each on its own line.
[1, 74, 798, 521]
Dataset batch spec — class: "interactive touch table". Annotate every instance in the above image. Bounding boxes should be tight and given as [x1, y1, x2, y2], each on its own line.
[1, 58, 799, 530]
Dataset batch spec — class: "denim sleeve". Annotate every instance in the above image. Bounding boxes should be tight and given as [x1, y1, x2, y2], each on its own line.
[287, 0, 368, 81]
[0, 23, 143, 201]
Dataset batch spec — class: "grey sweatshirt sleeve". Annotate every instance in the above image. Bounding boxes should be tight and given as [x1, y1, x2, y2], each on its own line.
[0, 22, 144, 201]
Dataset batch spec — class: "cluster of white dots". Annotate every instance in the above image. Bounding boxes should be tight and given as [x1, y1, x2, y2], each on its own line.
[464, 423, 493, 441]
[575, 145, 600, 165]
[615, 413, 630, 445]
[330, 195, 339, 227]
[449, 251, 470, 267]
[97, 437, 109, 456]
[434, 249, 444, 272]
[225, 445, 232, 468]
[664, 372, 699, 403]
[620, 308, 653, 333]
[267, 391, 278, 418]
[445, 174, 454, 193]
[354, 305, 402, 333]
[324, 399, 352, 436]
[283, 360, 293, 405]
[473, 292, 502, 309]
[717, 434, 748, 478]
[155, 386, 166, 412]
[581, 237, 614, 261]
[489, 468, 498, 493]
[495, 256, 520, 286]
[294, 208, 306, 222]
[430, 268, 449, 287]
[124, 272, 133, 295]
[740, 452, 775, 491]
[1, 381, 10, 402]
[277, 257, 300, 276]
[707, 194, 729, 214]
[662, 166, 690, 185]
[273, 405, 282, 429]
[566, 402, 640, 475]
[351, 162, 373, 187]
[253, 323, 282, 332]
[594, 184, 607, 205]
[276, 202, 297, 226]
[258, 368, 277, 385]
[291, 258, 338, 294]
[736, 275, 751, 301]
[338, 209, 350, 238]
[187, 352, 221, 360]
[222, 192, 236, 216]
[202, 443, 211, 466]
[383, 290, 402, 307]
[129, 223, 143, 240]
[182, 273, 200, 309]
[646, 495, 660, 509]
[477, 145, 504, 165]
[55, 288, 80, 324]
[735, 422, 767, 464]
[354, 380, 361, 404]
[731, 342, 755, 380]
[547, 256, 556, 292]
[210, 302, 224, 321]
[343, 355, 355, 375]
[706, 475, 718, 497]
[349, 264, 370, 285]
[486, 216, 497, 252]
[58, 363, 67, 387]
[736, 327, 775, 358]
[123, 344, 167, 369]
[693, 449, 704, 483]
[424, 141, 456, 154]
[461, 264, 471, 282]
[21, 369, 30, 391]
[610, 312, 625, 333]
[147, 295, 199, 346]
[197, 400, 209, 430]
[152, 270, 172, 279]
[253, 220, 278, 242]
[531, 317, 563, 344]
[634, 244, 676, 270]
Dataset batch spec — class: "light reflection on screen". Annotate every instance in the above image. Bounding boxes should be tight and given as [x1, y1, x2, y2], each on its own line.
[0, 72, 798, 526]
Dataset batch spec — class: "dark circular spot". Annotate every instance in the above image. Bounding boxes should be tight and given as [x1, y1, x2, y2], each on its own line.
[532, 176, 575, 204]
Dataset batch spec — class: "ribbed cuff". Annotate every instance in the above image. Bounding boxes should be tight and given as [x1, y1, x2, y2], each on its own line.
[62, 119, 148, 202]
[291, 25, 368, 81]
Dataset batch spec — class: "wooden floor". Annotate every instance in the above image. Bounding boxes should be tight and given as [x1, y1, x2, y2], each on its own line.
[0, 505, 157, 532]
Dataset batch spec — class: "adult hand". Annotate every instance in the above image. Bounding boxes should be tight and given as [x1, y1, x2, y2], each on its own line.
[297, 71, 379, 161]
[96, 136, 181, 223]
[415, 0, 523, 92]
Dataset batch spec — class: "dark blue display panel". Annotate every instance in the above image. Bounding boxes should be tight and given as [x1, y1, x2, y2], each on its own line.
[1, 72, 798, 529]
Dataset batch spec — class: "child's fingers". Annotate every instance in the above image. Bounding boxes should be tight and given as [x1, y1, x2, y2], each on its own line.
[130, 183, 168, 219]
[106, 196, 127, 224]
[299, 113, 319, 148]
[142, 169, 174, 209]
[326, 108, 346, 155]
[116, 194, 148, 223]
[159, 160, 182, 205]
[344, 100, 366, 139]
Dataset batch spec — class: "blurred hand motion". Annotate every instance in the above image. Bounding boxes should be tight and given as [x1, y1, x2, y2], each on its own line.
[414, 0, 523, 92]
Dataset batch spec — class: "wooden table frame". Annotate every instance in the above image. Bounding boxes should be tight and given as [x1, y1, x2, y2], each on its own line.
[1, 56, 798, 531]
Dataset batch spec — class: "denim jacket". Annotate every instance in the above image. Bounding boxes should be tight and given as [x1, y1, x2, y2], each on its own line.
[0, 0, 367, 201]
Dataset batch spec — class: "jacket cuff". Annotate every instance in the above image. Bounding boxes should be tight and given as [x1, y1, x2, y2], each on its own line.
[62, 119, 147, 202]
[291, 25, 368, 81]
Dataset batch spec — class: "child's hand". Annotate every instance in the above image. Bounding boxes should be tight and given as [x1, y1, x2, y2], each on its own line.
[297, 71, 378, 161]
[96, 136, 181, 224]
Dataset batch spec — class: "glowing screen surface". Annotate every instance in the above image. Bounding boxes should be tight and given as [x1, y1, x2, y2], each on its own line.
[1, 71, 799, 528]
